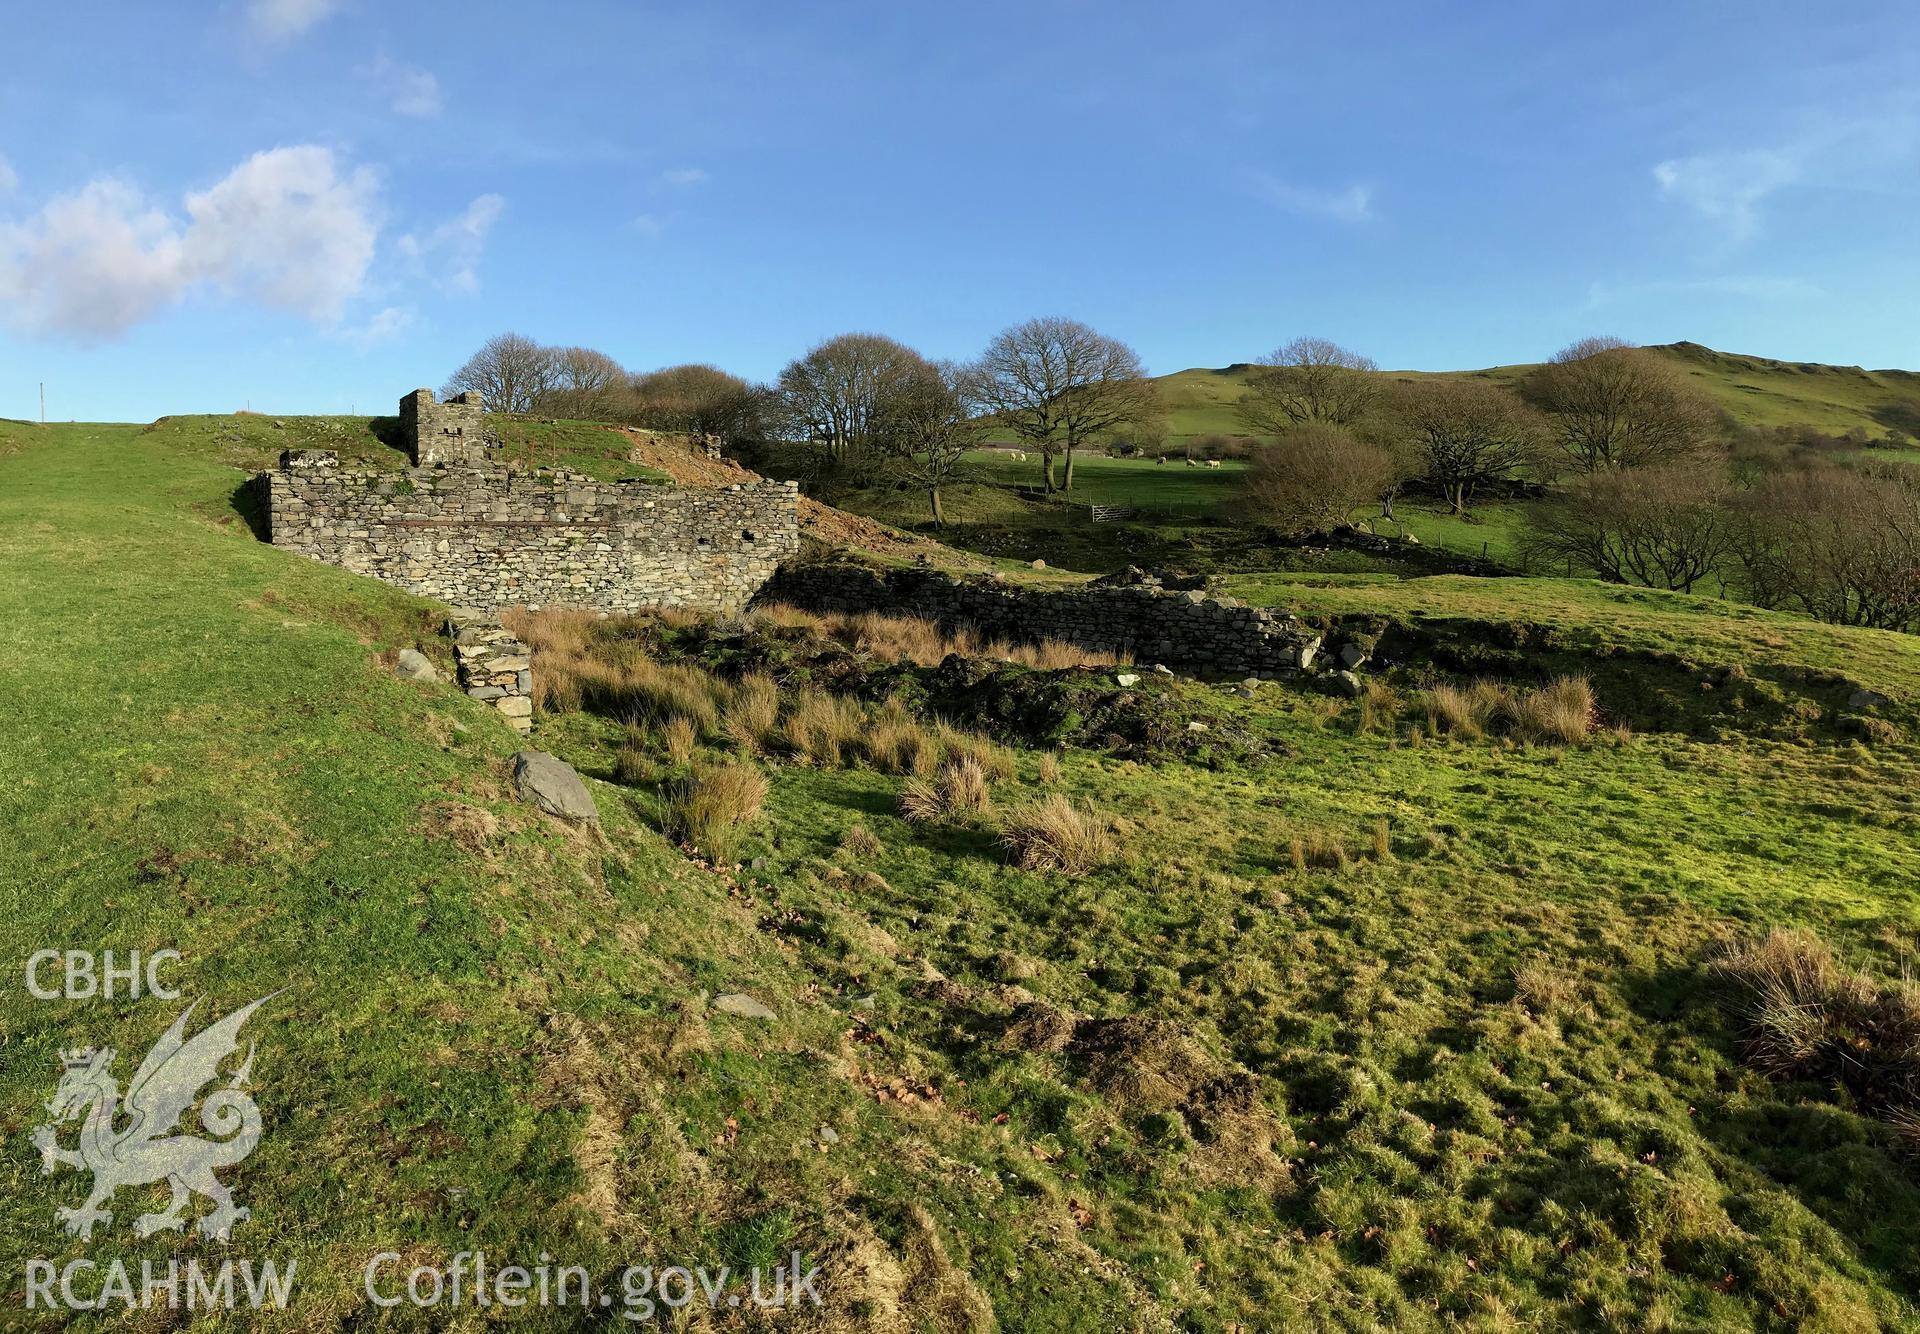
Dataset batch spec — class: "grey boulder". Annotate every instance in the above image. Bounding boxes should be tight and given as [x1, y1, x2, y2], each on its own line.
[511, 751, 599, 823]
[394, 648, 440, 683]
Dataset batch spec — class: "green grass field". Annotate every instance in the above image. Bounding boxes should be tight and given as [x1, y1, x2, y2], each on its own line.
[7, 417, 1920, 1327]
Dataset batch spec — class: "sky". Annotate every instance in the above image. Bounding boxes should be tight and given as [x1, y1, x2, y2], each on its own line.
[1, 1, 1916, 421]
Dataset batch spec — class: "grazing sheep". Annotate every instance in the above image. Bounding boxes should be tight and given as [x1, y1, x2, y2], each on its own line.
[1184, 458, 1199, 468]
[1154, 456, 1167, 465]
[1206, 459, 1221, 469]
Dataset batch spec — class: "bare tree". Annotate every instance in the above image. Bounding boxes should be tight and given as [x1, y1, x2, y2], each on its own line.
[1238, 336, 1380, 433]
[1728, 465, 1920, 630]
[1523, 465, 1734, 591]
[776, 333, 935, 479]
[1523, 339, 1721, 472]
[1393, 379, 1541, 513]
[1241, 424, 1397, 537]
[537, 346, 626, 418]
[883, 361, 981, 527]
[971, 317, 1161, 492]
[444, 333, 557, 415]
[626, 364, 762, 441]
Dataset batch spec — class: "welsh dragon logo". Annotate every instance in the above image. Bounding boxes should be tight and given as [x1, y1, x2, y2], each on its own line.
[32, 993, 277, 1242]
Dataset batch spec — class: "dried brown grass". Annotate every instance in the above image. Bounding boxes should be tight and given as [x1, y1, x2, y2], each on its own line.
[667, 763, 768, 864]
[1000, 795, 1115, 874]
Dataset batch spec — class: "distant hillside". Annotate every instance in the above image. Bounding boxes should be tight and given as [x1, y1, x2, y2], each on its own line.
[1155, 342, 1920, 441]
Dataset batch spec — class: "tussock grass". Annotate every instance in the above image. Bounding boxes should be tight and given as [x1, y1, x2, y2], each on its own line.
[660, 715, 699, 766]
[667, 762, 768, 864]
[782, 688, 864, 767]
[1420, 676, 1596, 746]
[899, 757, 994, 825]
[1715, 929, 1920, 1116]
[723, 673, 780, 754]
[1000, 795, 1115, 873]
[838, 823, 883, 859]
[752, 602, 1128, 670]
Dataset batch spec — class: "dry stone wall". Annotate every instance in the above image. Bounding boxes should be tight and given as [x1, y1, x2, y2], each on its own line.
[261, 450, 799, 615]
[444, 610, 534, 733]
[758, 563, 1326, 677]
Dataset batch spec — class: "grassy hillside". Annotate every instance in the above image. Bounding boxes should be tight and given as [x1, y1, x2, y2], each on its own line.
[1155, 342, 1920, 442]
[6, 417, 1920, 1327]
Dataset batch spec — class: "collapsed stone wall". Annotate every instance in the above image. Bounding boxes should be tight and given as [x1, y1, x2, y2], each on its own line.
[262, 451, 799, 616]
[444, 610, 534, 733]
[757, 563, 1327, 677]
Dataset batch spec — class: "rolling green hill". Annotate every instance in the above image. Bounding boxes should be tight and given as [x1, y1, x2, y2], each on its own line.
[1155, 342, 1920, 441]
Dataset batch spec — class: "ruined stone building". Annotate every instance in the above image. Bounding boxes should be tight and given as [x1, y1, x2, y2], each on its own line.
[257, 389, 799, 615]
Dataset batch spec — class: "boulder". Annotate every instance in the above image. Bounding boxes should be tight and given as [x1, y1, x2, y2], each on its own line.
[393, 648, 439, 683]
[1115, 673, 1141, 687]
[712, 993, 776, 1021]
[1848, 687, 1892, 711]
[1337, 642, 1368, 670]
[511, 750, 599, 823]
[1334, 670, 1364, 698]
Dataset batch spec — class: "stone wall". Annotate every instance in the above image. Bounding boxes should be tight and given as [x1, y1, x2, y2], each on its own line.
[444, 610, 534, 733]
[261, 451, 800, 615]
[757, 563, 1327, 677]
[400, 388, 494, 466]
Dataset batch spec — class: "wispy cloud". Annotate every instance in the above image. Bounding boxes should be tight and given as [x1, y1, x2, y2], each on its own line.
[397, 194, 504, 295]
[0, 145, 380, 339]
[629, 213, 667, 237]
[360, 55, 443, 118]
[341, 303, 416, 350]
[1652, 150, 1800, 242]
[657, 167, 709, 189]
[1654, 107, 1920, 241]
[1242, 170, 1373, 223]
[245, 0, 341, 45]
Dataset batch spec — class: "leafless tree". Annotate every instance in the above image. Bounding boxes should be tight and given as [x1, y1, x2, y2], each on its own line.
[444, 332, 557, 415]
[626, 364, 763, 441]
[1728, 465, 1920, 629]
[970, 317, 1162, 492]
[1238, 336, 1380, 433]
[776, 333, 936, 479]
[536, 346, 626, 418]
[1523, 465, 1734, 591]
[1393, 379, 1541, 514]
[883, 361, 981, 527]
[1241, 424, 1397, 537]
[1523, 338, 1721, 472]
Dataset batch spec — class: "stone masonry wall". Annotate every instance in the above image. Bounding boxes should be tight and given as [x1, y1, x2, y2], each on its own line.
[400, 388, 494, 466]
[444, 610, 534, 733]
[757, 563, 1327, 678]
[263, 450, 800, 616]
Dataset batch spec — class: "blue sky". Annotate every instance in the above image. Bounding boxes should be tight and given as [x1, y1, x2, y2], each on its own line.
[2, 1, 1916, 421]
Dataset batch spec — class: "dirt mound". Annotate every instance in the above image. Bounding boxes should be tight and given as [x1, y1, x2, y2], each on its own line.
[1067, 1015, 1216, 1111]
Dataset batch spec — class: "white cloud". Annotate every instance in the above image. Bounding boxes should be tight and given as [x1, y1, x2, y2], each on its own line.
[360, 55, 443, 118]
[1654, 108, 1920, 241]
[183, 146, 380, 321]
[0, 180, 190, 337]
[246, 0, 341, 43]
[1243, 170, 1373, 223]
[397, 194, 504, 294]
[1652, 150, 1799, 242]
[629, 213, 666, 236]
[0, 145, 381, 339]
[0, 156, 16, 195]
[341, 303, 416, 350]
[658, 167, 709, 188]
